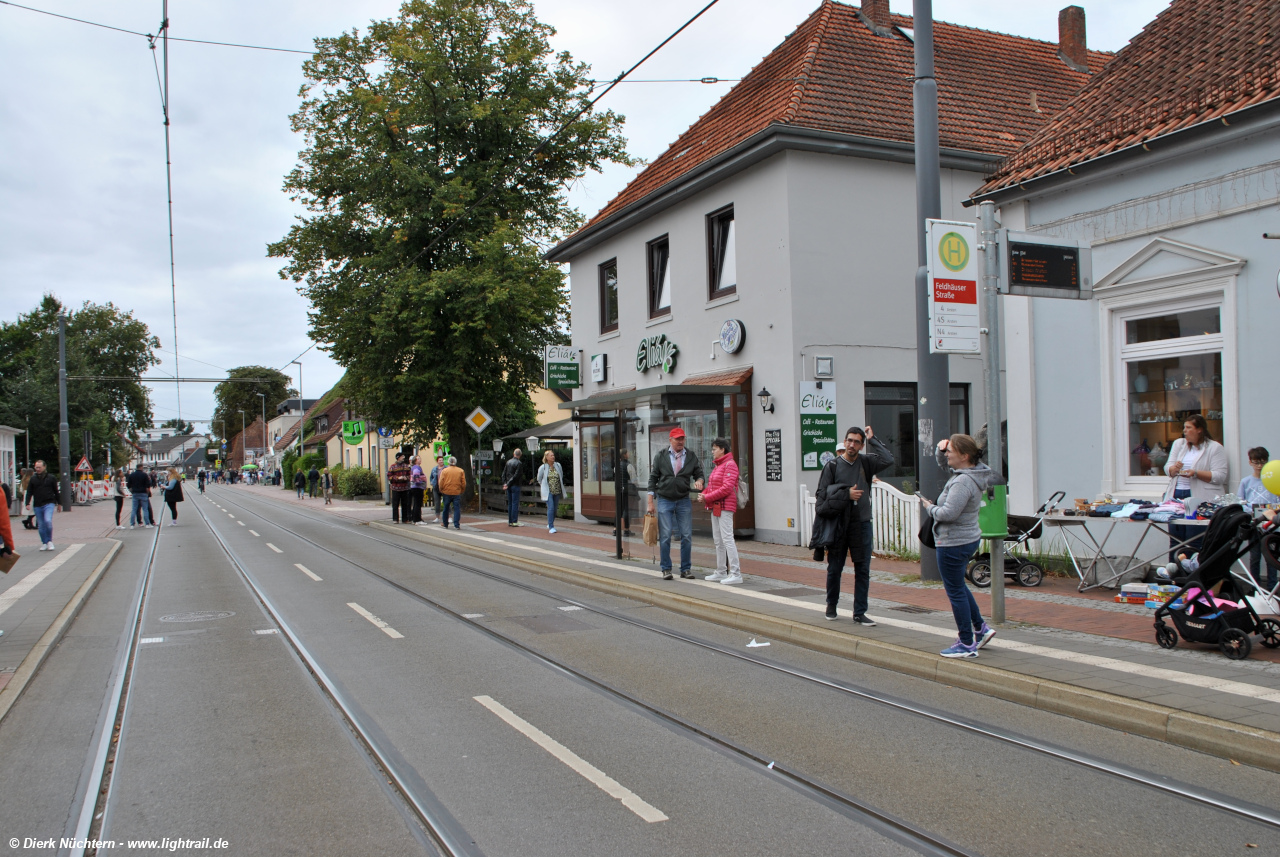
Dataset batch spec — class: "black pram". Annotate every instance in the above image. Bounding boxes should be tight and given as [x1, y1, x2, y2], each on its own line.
[1153, 504, 1280, 660]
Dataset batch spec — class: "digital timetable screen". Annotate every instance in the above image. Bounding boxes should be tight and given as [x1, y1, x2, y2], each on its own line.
[1008, 241, 1081, 291]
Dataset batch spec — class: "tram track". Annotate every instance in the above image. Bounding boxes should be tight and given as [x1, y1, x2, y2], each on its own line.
[208, 487, 1280, 837]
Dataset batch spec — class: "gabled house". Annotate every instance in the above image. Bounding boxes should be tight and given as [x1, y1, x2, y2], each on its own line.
[970, 0, 1280, 509]
[138, 434, 208, 470]
[549, 0, 1108, 543]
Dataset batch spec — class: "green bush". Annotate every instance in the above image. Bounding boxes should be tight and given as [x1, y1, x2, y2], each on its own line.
[336, 466, 381, 497]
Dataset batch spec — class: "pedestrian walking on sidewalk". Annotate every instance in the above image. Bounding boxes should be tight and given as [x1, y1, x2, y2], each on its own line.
[111, 467, 127, 529]
[22, 459, 61, 551]
[409, 456, 426, 523]
[815, 426, 893, 623]
[920, 434, 1001, 659]
[126, 462, 153, 528]
[437, 456, 465, 529]
[502, 448, 524, 526]
[699, 438, 742, 585]
[536, 450, 565, 534]
[162, 467, 184, 526]
[293, 468, 306, 499]
[322, 467, 334, 505]
[388, 452, 412, 523]
[646, 427, 705, 580]
[307, 464, 320, 498]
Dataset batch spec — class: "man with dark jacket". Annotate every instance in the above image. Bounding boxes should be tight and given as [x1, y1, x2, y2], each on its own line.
[501, 449, 524, 527]
[23, 460, 61, 550]
[293, 468, 307, 499]
[387, 452, 412, 523]
[307, 465, 320, 498]
[815, 426, 893, 624]
[125, 463, 154, 528]
[646, 427, 705, 580]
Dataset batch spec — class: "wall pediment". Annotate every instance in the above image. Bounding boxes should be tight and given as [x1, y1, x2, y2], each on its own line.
[1095, 237, 1245, 294]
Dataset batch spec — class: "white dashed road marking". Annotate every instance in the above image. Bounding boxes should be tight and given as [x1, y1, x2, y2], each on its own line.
[348, 602, 404, 638]
[139, 637, 164, 644]
[249, 530, 260, 537]
[266, 543, 283, 554]
[474, 695, 667, 823]
[237, 521, 245, 526]
[295, 563, 322, 581]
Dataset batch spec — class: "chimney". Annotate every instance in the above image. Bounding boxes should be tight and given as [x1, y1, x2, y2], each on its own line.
[1058, 5, 1089, 72]
[862, 0, 891, 32]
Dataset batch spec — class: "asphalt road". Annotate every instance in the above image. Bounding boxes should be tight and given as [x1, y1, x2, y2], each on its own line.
[0, 484, 1277, 856]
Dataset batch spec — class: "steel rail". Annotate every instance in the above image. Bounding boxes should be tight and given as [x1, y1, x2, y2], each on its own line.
[216, 487, 1280, 833]
[190, 497, 480, 857]
[203, 488, 975, 857]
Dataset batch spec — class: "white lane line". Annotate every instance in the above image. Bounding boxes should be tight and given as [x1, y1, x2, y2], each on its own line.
[295, 563, 322, 581]
[254, 629, 279, 635]
[0, 544, 85, 618]
[237, 521, 245, 526]
[462, 613, 485, 619]
[441, 530, 1280, 706]
[266, 543, 283, 553]
[347, 602, 404, 638]
[557, 605, 582, 612]
[249, 530, 260, 537]
[139, 637, 164, 644]
[228, 514, 235, 518]
[474, 695, 667, 823]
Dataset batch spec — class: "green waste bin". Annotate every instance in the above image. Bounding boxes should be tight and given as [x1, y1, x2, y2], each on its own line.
[978, 484, 1008, 539]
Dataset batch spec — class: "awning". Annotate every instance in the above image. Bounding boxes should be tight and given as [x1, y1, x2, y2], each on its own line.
[503, 418, 573, 440]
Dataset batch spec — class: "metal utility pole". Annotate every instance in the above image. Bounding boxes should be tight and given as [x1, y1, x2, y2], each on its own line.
[291, 359, 304, 455]
[58, 314, 72, 511]
[913, 0, 948, 581]
[980, 201, 1006, 622]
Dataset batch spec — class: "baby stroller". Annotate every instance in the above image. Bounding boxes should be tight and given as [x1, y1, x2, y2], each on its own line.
[967, 491, 1065, 588]
[1153, 504, 1280, 660]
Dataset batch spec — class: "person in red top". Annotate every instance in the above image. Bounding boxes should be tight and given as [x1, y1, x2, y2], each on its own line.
[698, 437, 741, 585]
[0, 483, 15, 561]
[387, 452, 413, 523]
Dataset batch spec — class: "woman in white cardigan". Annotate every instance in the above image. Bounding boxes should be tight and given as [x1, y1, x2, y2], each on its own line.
[1163, 414, 1229, 556]
[536, 450, 566, 534]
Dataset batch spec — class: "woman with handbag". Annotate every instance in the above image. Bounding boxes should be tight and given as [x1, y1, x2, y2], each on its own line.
[111, 467, 127, 529]
[920, 434, 1000, 659]
[536, 450, 566, 534]
[698, 438, 741, 585]
[162, 467, 184, 526]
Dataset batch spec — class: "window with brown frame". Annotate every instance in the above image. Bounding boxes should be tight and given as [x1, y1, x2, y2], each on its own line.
[706, 205, 737, 299]
[599, 258, 618, 333]
[647, 236, 672, 318]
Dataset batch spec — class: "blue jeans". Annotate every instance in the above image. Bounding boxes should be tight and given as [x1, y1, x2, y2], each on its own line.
[441, 494, 461, 528]
[507, 485, 521, 524]
[547, 494, 561, 528]
[33, 503, 55, 544]
[130, 493, 151, 526]
[1169, 487, 1203, 561]
[826, 520, 873, 617]
[656, 496, 692, 573]
[937, 539, 984, 645]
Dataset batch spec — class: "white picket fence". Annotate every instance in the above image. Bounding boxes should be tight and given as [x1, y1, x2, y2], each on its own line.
[799, 478, 922, 557]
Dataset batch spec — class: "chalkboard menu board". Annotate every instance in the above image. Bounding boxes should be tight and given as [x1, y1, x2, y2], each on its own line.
[765, 429, 782, 482]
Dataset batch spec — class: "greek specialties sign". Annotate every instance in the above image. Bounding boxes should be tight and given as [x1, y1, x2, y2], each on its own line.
[799, 382, 837, 471]
[544, 345, 581, 388]
[636, 334, 679, 374]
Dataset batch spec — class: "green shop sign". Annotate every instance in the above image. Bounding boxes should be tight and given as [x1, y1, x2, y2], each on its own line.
[636, 334, 678, 374]
[799, 382, 837, 471]
[341, 420, 366, 445]
[544, 345, 581, 389]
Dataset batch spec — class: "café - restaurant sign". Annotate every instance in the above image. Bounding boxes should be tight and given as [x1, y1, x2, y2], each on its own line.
[544, 345, 581, 388]
[636, 334, 679, 374]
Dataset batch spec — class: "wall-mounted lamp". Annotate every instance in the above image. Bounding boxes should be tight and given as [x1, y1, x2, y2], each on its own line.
[757, 387, 775, 414]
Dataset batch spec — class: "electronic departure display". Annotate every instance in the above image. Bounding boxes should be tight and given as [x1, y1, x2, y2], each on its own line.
[1008, 242, 1080, 291]
[998, 230, 1093, 300]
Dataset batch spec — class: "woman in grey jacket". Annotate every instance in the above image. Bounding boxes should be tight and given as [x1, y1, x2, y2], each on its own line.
[920, 434, 1000, 659]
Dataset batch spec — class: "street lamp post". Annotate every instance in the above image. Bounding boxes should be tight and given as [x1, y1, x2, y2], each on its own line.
[291, 359, 303, 456]
[239, 410, 246, 474]
[256, 392, 266, 472]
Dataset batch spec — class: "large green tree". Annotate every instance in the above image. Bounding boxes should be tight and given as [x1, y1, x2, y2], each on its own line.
[0, 295, 159, 471]
[211, 366, 297, 442]
[269, 0, 631, 492]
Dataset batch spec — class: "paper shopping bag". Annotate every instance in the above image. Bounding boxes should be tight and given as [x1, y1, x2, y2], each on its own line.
[642, 513, 658, 547]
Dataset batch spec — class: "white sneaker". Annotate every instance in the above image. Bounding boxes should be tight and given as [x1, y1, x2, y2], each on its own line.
[704, 572, 727, 582]
[116, 525, 125, 530]
[38, 544, 48, 551]
[720, 575, 743, 586]
[548, 527, 557, 534]
[46, 544, 55, 552]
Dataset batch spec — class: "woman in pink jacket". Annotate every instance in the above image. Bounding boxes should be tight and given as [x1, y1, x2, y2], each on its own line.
[700, 437, 742, 585]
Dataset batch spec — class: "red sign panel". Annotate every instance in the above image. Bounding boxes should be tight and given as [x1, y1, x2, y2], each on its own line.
[933, 278, 977, 304]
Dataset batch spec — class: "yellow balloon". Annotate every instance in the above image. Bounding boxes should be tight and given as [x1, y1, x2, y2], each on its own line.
[1263, 460, 1280, 496]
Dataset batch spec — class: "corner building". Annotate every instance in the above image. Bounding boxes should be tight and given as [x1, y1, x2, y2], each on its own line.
[550, 1, 1108, 543]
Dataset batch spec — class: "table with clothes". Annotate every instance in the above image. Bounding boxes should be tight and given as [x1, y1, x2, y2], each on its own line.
[1044, 497, 1210, 592]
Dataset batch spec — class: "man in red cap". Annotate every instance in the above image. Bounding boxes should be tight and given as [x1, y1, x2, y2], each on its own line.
[646, 426, 705, 579]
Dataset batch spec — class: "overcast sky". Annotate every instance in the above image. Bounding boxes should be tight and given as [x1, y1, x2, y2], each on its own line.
[0, 0, 1170, 433]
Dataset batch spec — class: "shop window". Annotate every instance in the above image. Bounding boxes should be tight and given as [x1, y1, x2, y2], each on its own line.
[707, 206, 736, 299]
[599, 259, 618, 333]
[864, 382, 971, 493]
[648, 236, 672, 318]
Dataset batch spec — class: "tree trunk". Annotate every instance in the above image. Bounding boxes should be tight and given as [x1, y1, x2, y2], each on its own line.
[446, 413, 476, 502]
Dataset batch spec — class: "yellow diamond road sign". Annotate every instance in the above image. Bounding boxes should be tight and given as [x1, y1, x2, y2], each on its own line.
[466, 406, 493, 435]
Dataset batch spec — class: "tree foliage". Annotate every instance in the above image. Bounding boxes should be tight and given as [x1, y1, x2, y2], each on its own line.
[211, 366, 296, 442]
[0, 295, 158, 470]
[159, 418, 195, 434]
[269, 0, 631, 492]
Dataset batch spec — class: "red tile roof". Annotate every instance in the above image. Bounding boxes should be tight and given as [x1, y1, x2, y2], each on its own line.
[682, 367, 754, 387]
[979, 0, 1280, 195]
[573, 1, 1107, 239]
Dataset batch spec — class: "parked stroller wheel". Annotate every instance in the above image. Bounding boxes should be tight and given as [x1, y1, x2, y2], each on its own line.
[1016, 561, 1045, 587]
[1258, 618, 1280, 650]
[1219, 628, 1252, 660]
[1154, 623, 1177, 649]
[967, 560, 992, 588]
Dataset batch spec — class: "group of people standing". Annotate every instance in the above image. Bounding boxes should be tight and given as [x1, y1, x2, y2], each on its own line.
[501, 448, 567, 533]
[110, 464, 185, 529]
[387, 452, 466, 529]
[292, 464, 334, 503]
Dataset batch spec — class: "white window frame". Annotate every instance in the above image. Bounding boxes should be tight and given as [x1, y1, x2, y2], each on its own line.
[1097, 269, 1239, 499]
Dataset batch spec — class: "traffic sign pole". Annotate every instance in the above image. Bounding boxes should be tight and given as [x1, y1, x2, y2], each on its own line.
[980, 201, 1006, 624]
